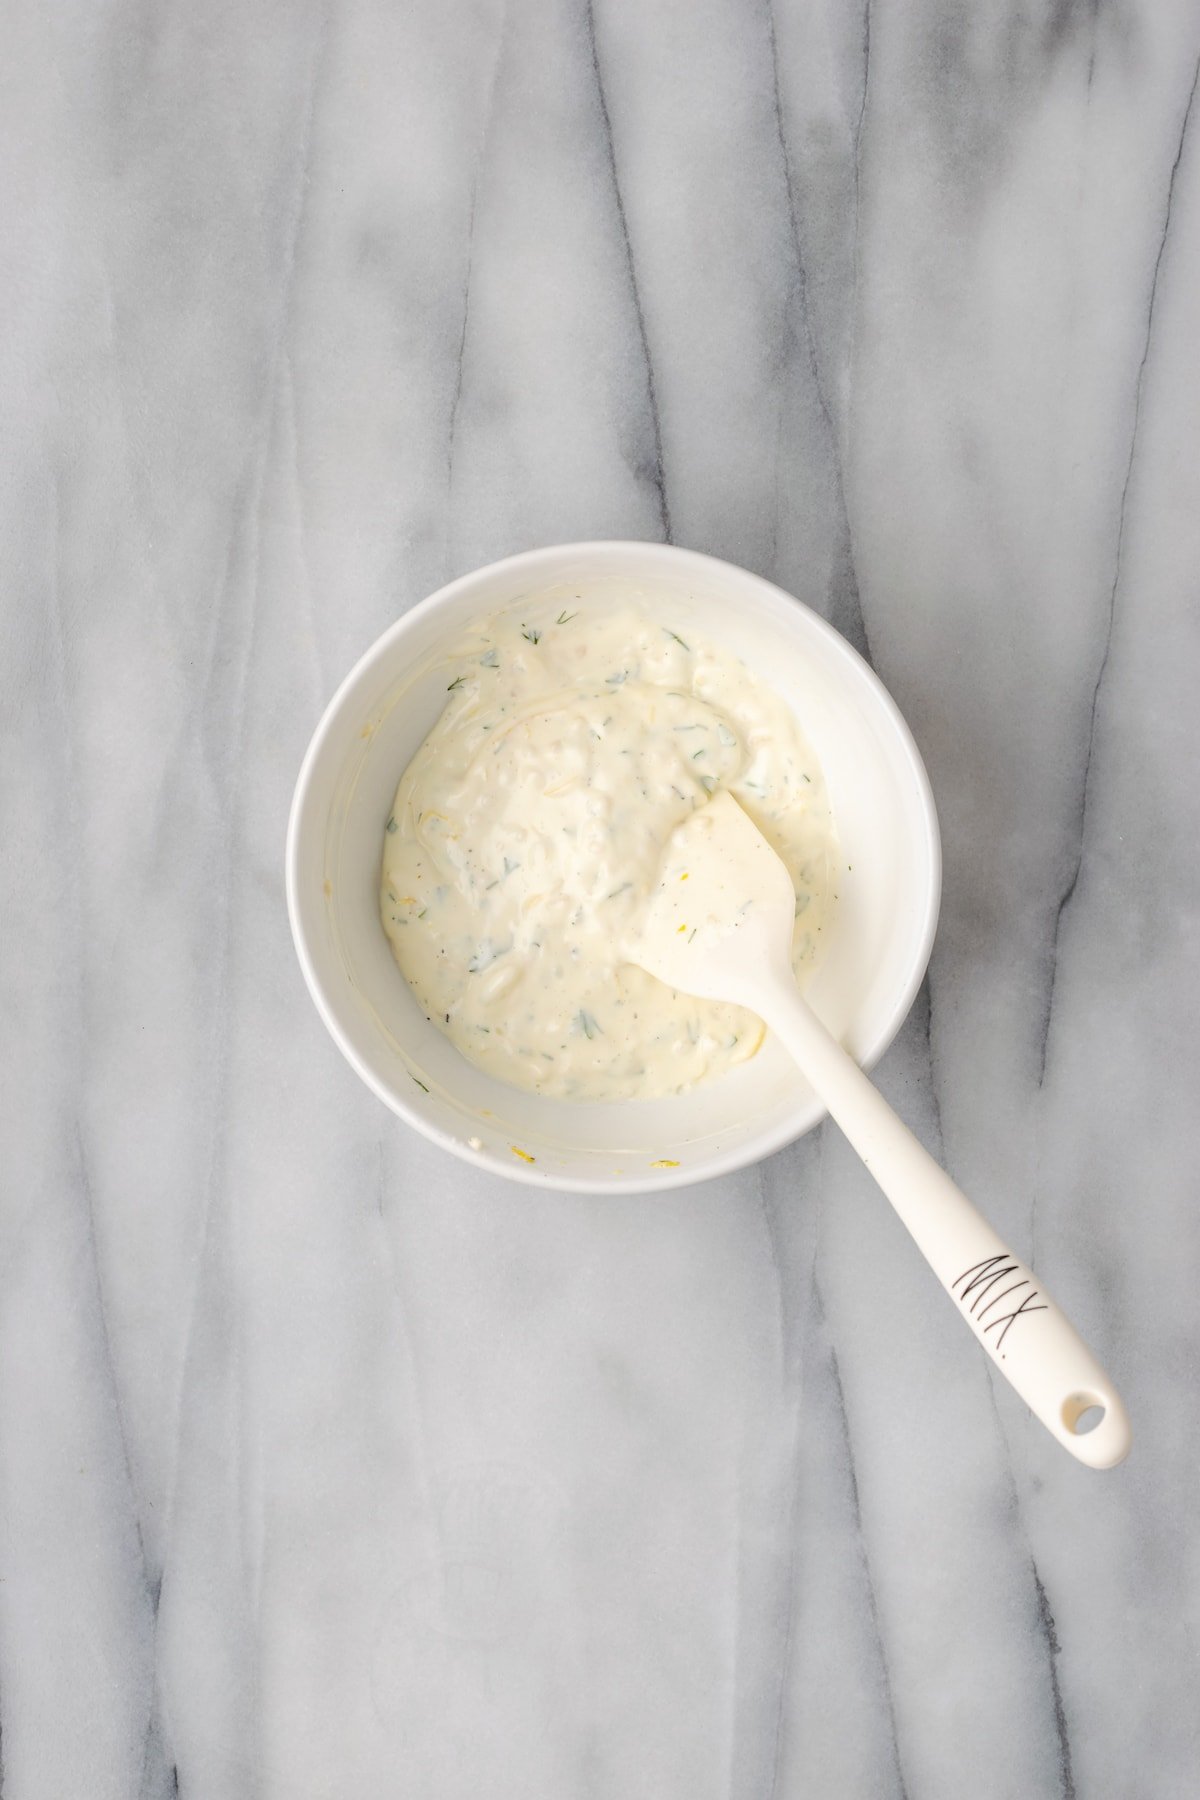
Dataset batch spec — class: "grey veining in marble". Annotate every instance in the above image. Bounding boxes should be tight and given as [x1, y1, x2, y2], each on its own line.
[3, 2, 1200, 1795]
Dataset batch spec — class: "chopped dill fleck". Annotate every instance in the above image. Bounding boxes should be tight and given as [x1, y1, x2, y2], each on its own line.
[502, 857, 521, 878]
[556, 610, 577, 625]
[521, 625, 541, 645]
[468, 940, 508, 972]
[446, 674, 465, 691]
[692, 748, 705, 759]
[411, 1076, 429, 1093]
[575, 1010, 601, 1039]
[417, 908, 427, 919]
[386, 816, 398, 833]
[663, 629, 690, 650]
[673, 724, 703, 732]
[480, 648, 500, 668]
[688, 928, 697, 943]
[606, 881, 632, 900]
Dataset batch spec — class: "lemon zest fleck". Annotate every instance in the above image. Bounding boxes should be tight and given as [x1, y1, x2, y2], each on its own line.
[651, 1159, 680, 1169]
[510, 1145, 536, 1164]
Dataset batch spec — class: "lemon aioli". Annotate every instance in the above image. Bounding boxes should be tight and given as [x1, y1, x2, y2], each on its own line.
[380, 602, 837, 1100]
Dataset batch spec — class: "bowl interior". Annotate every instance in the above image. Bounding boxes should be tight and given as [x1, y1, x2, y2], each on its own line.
[288, 545, 939, 1191]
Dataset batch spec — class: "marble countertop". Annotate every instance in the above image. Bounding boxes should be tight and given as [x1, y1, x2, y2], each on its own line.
[3, 2, 1199, 1795]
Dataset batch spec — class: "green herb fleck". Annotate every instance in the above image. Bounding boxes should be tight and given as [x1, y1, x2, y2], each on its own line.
[688, 927, 697, 943]
[692, 748, 705, 760]
[556, 610, 577, 625]
[386, 815, 398, 833]
[468, 940, 509, 973]
[606, 881, 632, 900]
[417, 908, 427, 919]
[480, 648, 500, 668]
[521, 625, 542, 645]
[502, 857, 521, 878]
[664, 629, 690, 650]
[447, 674, 465, 691]
[575, 1010, 601, 1040]
[411, 1076, 430, 1093]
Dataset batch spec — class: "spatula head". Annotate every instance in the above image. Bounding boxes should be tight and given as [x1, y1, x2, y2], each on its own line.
[626, 793, 798, 1005]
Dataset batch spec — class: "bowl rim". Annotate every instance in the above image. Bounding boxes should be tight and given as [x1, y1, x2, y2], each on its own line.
[286, 540, 942, 1193]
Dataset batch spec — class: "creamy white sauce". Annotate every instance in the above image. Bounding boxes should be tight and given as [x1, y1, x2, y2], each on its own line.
[380, 600, 838, 1100]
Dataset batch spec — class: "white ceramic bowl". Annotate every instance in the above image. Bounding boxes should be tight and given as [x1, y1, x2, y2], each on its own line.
[287, 542, 940, 1192]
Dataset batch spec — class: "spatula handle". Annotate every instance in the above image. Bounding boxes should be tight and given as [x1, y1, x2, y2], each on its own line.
[756, 979, 1131, 1469]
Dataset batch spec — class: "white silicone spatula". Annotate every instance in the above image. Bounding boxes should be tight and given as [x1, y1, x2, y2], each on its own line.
[630, 793, 1132, 1469]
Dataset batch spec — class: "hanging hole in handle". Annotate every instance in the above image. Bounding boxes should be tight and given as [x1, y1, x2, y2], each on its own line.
[1063, 1393, 1107, 1436]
